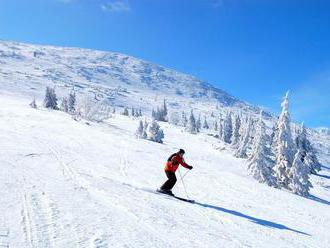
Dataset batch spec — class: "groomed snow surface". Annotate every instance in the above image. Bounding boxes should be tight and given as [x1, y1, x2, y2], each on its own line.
[1, 95, 329, 248]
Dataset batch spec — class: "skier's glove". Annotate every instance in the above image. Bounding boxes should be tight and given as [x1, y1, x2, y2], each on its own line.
[187, 165, 193, 170]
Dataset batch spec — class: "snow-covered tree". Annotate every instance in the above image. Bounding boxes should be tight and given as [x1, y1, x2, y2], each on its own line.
[68, 91, 76, 114]
[169, 111, 180, 125]
[162, 99, 168, 120]
[122, 107, 129, 116]
[181, 111, 188, 127]
[131, 108, 135, 117]
[203, 117, 209, 129]
[196, 114, 201, 132]
[43, 86, 58, 110]
[214, 121, 218, 131]
[273, 92, 295, 188]
[147, 120, 164, 143]
[295, 123, 321, 174]
[218, 120, 223, 140]
[289, 149, 313, 196]
[29, 98, 37, 109]
[75, 97, 111, 122]
[144, 119, 149, 131]
[60, 97, 69, 112]
[270, 121, 278, 148]
[136, 120, 147, 139]
[186, 110, 198, 134]
[223, 112, 233, 143]
[231, 114, 241, 146]
[247, 112, 276, 186]
[112, 108, 116, 114]
[234, 117, 252, 158]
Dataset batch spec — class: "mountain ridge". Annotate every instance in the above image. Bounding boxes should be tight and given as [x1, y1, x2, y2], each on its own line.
[0, 40, 263, 115]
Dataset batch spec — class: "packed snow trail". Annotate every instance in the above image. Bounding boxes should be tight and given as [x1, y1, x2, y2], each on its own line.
[0, 95, 329, 247]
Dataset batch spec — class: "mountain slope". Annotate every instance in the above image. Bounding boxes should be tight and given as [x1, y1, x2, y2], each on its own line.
[0, 40, 260, 113]
[1, 95, 329, 247]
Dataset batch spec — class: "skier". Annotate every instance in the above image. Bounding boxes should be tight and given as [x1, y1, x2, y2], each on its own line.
[158, 149, 193, 195]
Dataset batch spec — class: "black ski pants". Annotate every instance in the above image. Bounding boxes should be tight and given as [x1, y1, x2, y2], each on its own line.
[160, 171, 177, 191]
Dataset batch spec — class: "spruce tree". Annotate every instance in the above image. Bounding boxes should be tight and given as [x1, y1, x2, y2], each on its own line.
[122, 107, 129, 116]
[196, 114, 201, 132]
[231, 114, 241, 146]
[68, 91, 76, 114]
[163, 99, 168, 121]
[295, 123, 321, 174]
[43, 86, 58, 110]
[214, 121, 218, 131]
[186, 110, 197, 134]
[181, 111, 188, 127]
[235, 117, 252, 158]
[147, 120, 164, 143]
[223, 112, 233, 143]
[143, 119, 149, 137]
[136, 120, 146, 138]
[203, 117, 209, 129]
[29, 98, 37, 109]
[274, 92, 295, 188]
[248, 112, 276, 186]
[61, 97, 69, 112]
[289, 149, 313, 196]
[218, 120, 223, 140]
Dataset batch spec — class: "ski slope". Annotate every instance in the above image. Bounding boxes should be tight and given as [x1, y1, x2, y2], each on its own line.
[1, 95, 329, 248]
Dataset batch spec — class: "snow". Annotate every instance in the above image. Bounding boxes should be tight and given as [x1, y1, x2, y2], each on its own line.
[1, 94, 329, 247]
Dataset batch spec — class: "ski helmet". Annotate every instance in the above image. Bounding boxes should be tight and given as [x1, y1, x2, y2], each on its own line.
[179, 149, 185, 155]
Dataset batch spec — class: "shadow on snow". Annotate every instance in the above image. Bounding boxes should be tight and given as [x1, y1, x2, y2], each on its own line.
[308, 195, 330, 206]
[194, 202, 310, 236]
[315, 173, 330, 180]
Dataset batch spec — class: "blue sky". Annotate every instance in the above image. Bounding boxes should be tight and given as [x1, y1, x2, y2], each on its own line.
[1, 0, 329, 127]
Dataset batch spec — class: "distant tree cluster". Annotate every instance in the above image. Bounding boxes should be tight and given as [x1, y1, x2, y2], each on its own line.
[41, 86, 76, 114]
[122, 107, 142, 117]
[185, 92, 320, 196]
[152, 99, 168, 122]
[39, 86, 116, 123]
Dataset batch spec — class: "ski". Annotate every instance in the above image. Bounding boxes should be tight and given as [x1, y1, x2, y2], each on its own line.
[156, 189, 195, 203]
[173, 196, 195, 203]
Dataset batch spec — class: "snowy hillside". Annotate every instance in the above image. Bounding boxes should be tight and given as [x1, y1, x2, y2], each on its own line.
[0, 95, 329, 247]
[0, 40, 258, 114]
[1, 40, 330, 247]
[0, 40, 329, 163]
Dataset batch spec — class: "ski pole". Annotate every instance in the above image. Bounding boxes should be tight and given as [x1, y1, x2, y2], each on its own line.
[181, 170, 190, 180]
[178, 168, 190, 199]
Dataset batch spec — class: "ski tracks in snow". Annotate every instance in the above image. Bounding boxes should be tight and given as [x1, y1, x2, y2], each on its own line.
[21, 192, 60, 248]
[0, 218, 9, 248]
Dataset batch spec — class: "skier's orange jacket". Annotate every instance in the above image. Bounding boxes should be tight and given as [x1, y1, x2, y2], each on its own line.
[165, 153, 189, 172]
